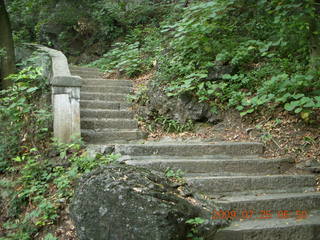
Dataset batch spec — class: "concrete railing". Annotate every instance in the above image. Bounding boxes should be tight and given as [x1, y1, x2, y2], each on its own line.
[35, 45, 82, 143]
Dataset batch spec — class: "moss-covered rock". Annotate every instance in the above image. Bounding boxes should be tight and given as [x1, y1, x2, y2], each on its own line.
[71, 163, 227, 240]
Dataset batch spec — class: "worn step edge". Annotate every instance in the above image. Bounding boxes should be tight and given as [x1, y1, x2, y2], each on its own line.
[213, 210, 320, 240]
[81, 93, 130, 101]
[82, 78, 132, 83]
[81, 92, 129, 96]
[81, 87, 132, 93]
[213, 192, 320, 212]
[125, 158, 293, 175]
[82, 130, 146, 143]
[69, 66, 101, 71]
[186, 175, 316, 195]
[80, 109, 133, 118]
[70, 71, 102, 76]
[115, 142, 264, 157]
[82, 129, 142, 133]
[82, 80, 133, 87]
[80, 100, 131, 110]
[81, 118, 138, 130]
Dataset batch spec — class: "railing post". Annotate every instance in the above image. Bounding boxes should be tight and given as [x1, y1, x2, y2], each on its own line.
[52, 76, 81, 143]
[34, 45, 82, 143]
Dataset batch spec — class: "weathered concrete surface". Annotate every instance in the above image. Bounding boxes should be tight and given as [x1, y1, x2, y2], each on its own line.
[187, 175, 316, 195]
[74, 65, 319, 239]
[68, 70, 103, 78]
[73, 66, 146, 144]
[81, 118, 138, 130]
[115, 142, 264, 157]
[214, 192, 320, 212]
[81, 92, 128, 101]
[81, 86, 132, 93]
[213, 210, 320, 240]
[126, 156, 293, 176]
[80, 100, 130, 110]
[70, 164, 228, 240]
[51, 76, 82, 87]
[33, 45, 82, 143]
[82, 78, 133, 87]
[80, 109, 133, 119]
[82, 129, 146, 144]
[37, 45, 71, 77]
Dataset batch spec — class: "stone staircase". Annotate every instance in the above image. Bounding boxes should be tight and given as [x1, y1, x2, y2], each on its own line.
[70, 66, 145, 144]
[117, 143, 320, 240]
[71, 66, 320, 240]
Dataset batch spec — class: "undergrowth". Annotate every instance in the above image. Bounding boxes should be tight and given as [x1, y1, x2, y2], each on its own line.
[91, 0, 320, 124]
[0, 58, 51, 172]
[0, 140, 119, 240]
[0, 55, 120, 239]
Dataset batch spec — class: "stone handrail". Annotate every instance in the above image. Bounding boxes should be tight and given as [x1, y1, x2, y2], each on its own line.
[35, 45, 82, 143]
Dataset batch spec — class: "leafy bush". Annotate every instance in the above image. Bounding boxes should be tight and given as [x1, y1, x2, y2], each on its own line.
[0, 52, 121, 238]
[186, 217, 205, 240]
[7, 0, 173, 59]
[0, 65, 51, 172]
[155, 0, 320, 118]
[1, 140, 120, 240]
[90, 26, 162, 77]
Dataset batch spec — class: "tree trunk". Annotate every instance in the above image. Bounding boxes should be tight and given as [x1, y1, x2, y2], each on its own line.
[309, 0, 320, 72]
[0, 0, 16, 89]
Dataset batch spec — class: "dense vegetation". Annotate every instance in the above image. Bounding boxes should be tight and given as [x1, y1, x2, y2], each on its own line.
[91, 0, 320, 121]
[4, 0, 319, 120]
[0, 52, 120, 239]
[1, 0, 320, 239]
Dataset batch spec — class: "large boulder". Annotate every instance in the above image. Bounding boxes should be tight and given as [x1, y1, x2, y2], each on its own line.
[71, 164, 227, 240]
[137, 83, 222, 124]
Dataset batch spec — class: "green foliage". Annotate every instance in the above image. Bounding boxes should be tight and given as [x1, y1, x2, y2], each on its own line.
[140, 114, 194, 133]
[90, 26, 162, 77]
[91, 0, 320, 120]
[90, 41, 148, 77]
[43, 233, 58, 240]
[154, 116, 194, 133]
[0, 55, 120, 238]
[0, 48, 5, 57]
[7, 0, 320, 118]
[7, 0, 173, 58]
[0, 64, 51, 172]
[1, 140, 120, 240]
[154, 0, 320, 118]
[165, 167, 184, 180]
[186, 217, 205, 240]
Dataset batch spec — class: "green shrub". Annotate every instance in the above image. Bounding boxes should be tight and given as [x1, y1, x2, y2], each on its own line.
[0, 65, 51, 172]
[1, 139, 120, 240]
[155, 0, 320, 117]
[90, 26, 161, 77]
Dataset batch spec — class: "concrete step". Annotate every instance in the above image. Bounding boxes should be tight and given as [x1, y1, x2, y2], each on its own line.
[126, 157, 293, 176]
[81, 92, 129, 102]
[81, 118, 138, 130]
[213, 192, 320, 213]
[80, 100, 130, 110]
[71, 70, 103, 78]
[187, 175, 316, 195]
[82, 79, 132, 87]
[69, 66, 101, 72]
[213, 210, 320, 240]
[80, 109, 133, 119]
[115, 142, 264, 157]
[82, 129, 146, 143]
[81, 86, 132, 94]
